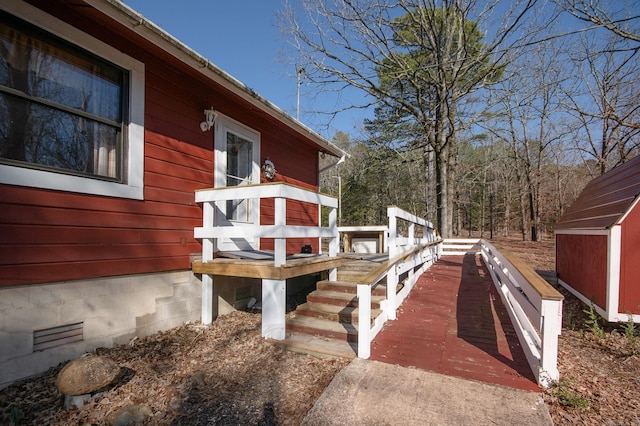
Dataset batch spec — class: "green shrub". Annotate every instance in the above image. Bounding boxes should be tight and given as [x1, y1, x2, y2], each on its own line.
[551, 378, 591, 410]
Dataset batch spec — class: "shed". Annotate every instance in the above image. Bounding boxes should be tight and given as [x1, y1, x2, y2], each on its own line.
[555, 156, 640, 322]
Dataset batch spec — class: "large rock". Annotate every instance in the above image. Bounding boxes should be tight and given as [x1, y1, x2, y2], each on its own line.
[56, 355, 120, 396]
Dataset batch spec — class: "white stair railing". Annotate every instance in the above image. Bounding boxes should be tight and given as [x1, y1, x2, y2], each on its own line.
[356, 207, 442, 358]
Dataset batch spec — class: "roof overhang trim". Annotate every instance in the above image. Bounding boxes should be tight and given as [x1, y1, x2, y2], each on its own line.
[85, 0, 345, 158]
[616, 193, 640, 226]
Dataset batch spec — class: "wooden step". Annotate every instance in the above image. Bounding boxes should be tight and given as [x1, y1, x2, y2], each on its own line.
[337, 261, 379, 272]
[287, 316, 358, 341]
[316, 280, 388, 297]
[269, 331, 356, 359]
[336, 270, 369, 282]
[295, 302, 381, 325]
[306, 290, 384, 309]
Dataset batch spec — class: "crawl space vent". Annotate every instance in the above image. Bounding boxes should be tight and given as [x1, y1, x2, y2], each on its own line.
[33, 322, 84, 352]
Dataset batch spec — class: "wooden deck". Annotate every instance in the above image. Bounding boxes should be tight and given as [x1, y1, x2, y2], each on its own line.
[191, 251, 342, 280]
[369, 254, 540, 392]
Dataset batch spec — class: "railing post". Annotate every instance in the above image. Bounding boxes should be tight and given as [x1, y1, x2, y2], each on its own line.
[540, 299, 563, 385]
[357, 283, 371, 358]
[317, 203, 323, 254]
[387, 264, 398, 320]
[274, 196, 286, 267]
[387, 207, 397, 257]
[328, 205, 338, 281]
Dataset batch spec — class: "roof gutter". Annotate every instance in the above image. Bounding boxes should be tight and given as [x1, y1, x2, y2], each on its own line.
[86, 0, 346, 158]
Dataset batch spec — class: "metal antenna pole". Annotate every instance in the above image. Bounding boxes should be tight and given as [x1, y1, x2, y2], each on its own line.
[296, 66, 305, 120]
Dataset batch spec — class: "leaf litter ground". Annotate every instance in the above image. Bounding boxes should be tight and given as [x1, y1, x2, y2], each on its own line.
[2, 235, 639, 425]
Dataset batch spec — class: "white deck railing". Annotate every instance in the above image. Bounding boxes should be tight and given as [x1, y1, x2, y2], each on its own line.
[194, 182, 339, 269]
[474, 239, 563, 387]
[195, 183, 340, 334]
[357, 207, 442, 358]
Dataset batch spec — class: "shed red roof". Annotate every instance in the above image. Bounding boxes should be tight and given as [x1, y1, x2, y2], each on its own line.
[556, 156, 640, 230]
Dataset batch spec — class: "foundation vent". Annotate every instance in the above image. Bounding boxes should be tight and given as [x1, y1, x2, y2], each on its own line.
[33, 322, 84, 352]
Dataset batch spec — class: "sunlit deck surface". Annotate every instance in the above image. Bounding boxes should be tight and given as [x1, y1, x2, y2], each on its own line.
[370, 254, 540, 392]
[191, 251, 342, 280]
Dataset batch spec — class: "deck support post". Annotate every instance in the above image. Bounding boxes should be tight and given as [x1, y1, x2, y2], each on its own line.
[262, 278, 286, 340]
[201, 201, 215, 324]
[201, 274, 214, 324]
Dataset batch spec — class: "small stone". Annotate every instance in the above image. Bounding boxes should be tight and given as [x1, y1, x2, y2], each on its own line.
[56, 355, 120, 396]
[63, 393, 92, 410]
[106, 404, 153, 426]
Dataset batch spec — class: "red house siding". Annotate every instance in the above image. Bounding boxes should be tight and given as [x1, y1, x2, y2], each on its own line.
[0, 1, 325, 287]
[621, 206, 640, 315]
[556, 234, 608, 309]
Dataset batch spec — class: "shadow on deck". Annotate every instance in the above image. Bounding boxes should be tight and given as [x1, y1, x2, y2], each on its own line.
[369, 254, 540, 392]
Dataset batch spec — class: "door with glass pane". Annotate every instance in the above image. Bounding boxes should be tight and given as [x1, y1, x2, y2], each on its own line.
[214, 114, 260, 251]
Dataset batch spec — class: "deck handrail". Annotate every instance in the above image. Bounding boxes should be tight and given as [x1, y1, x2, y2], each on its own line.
[476, 239, 564, 388]
[194, 182, 339, 270]
[356, 207, 442, 358]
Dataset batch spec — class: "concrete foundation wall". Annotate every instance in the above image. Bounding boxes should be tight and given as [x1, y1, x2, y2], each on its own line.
[0, 270, 201, 389]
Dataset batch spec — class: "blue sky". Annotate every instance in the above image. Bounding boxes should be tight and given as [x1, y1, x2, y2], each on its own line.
[123, 0, 366, 140]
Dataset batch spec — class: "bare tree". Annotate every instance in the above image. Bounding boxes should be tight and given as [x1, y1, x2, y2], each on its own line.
[554, 0, 640, 43]
[279, 0, 539, 237]
[561, 33, 640, 173]
[485, 37, 568, 241]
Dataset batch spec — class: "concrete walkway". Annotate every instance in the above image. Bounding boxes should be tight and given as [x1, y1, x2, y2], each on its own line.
[303, 254, 554, 425]
[302, 358, 552, 425]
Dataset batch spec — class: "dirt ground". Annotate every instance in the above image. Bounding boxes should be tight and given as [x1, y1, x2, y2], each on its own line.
[1, 235, 639, 425]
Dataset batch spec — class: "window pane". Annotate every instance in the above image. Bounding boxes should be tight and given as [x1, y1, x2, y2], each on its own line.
[0, 93, 119, 178]
[0, 14, 123, 121]
[226, 132, 253, 222]
[0, 12, 125, 181]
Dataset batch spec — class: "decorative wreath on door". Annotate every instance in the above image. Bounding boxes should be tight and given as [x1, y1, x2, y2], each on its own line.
[262, 159, 277, 180]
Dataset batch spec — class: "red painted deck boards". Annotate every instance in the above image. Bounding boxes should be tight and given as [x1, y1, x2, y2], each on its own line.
[370, 255, 540, 392]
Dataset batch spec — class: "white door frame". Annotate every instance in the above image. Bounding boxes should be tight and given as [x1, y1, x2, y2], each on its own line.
[213, 112, 261, 251]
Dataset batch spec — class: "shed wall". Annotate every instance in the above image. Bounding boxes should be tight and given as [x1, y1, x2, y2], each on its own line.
[621, 205, 640, 315]
[556, 233, 608, 309]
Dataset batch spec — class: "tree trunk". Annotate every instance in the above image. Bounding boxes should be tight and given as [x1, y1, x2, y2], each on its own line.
[434, 146, 450, 238]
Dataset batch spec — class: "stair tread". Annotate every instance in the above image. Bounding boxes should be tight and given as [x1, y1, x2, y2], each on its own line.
[317, 281, 387, 296]
[310, 290, 385, 301]
[270, 332, 356, 359]
[296, 302, 382, 317]
[317, 279, 361, 286]
[338, 264, 379, 272]
[288, 315, 358, 334]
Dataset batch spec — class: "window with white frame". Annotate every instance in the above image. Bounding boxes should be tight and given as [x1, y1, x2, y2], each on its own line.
[0, 4, 144, 199]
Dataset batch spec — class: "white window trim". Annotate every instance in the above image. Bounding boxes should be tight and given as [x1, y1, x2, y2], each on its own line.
[0, 2, 145, 200]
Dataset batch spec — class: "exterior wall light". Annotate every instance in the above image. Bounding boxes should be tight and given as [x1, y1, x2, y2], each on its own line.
[262, 159, 277, 180]
[200, 108, 217, 132]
